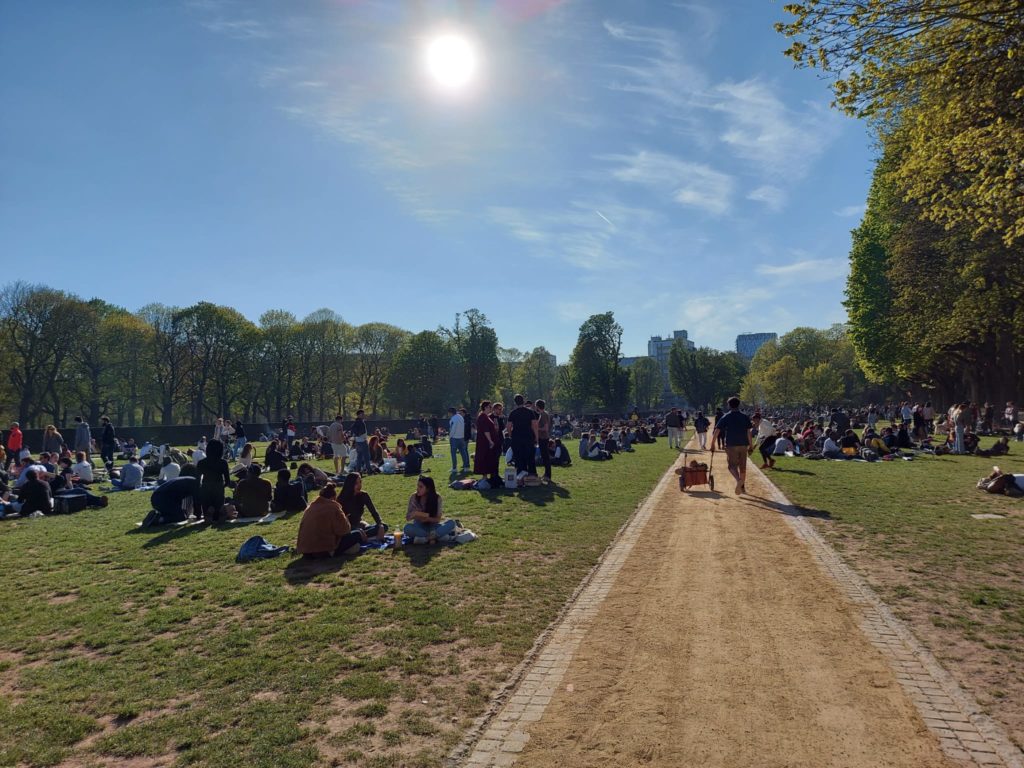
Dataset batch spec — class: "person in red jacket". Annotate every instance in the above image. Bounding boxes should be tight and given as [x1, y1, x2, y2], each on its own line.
[6, 422, 23, 460]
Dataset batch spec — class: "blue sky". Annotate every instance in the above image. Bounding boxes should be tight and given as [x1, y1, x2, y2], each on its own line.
[0, 0, 874, 361]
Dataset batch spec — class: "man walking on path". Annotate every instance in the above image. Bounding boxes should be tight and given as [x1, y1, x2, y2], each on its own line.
[327, 414, 347, 475]
[711, 396, 754, 494]
[73, 416, 91, 460]
[666, 408, 683, 450]
[448, 407, 470, 474]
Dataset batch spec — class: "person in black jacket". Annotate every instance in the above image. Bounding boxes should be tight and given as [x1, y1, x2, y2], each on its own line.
[16, 470, 52, 516]
[100, 416, 116, 469]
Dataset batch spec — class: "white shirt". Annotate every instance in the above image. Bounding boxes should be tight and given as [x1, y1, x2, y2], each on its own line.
[15, 464, 49, 487]
[756, 420, 776, 440]
[159, 463, 181, 482]
[73, 461, 94, 483]
[449, 413, 465, 440]
[192, 448, 206, 463]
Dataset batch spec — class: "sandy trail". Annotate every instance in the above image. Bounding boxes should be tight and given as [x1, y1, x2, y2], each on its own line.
[517, 452, 955, 768]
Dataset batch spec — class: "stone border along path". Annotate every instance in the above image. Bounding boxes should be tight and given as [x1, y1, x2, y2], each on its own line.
[449, 446, 1024, 768]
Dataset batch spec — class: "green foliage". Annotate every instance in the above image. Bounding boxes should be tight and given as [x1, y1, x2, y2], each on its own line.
[442, 309, 499, 411]
[384, 331, 458, 416]
[777, 0, 1024, 246]
[518, 347, 558, 405]
[668, 343, 745, 410]
[629, 357, 662, 410]
[742, 326, 870, 407]
[568, 312, 629, 410]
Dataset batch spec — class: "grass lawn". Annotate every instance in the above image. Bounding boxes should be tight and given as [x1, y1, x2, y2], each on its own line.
[766, 435, 1024, 750]
[0, 436, 679, 768]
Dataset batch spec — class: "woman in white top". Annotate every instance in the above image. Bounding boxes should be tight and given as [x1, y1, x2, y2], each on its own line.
[231, 443, 255, 476]
[72, 451, 94, 483]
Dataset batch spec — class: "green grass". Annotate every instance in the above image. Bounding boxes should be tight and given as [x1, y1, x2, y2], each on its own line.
[766, 435, 1024, 731]
[0, 437, 679, 768]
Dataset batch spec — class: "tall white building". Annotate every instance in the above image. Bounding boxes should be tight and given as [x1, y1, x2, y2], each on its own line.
[648, 331, 695, 406]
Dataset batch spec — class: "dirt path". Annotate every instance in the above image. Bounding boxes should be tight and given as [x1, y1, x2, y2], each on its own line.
[516, 452, 955, 768]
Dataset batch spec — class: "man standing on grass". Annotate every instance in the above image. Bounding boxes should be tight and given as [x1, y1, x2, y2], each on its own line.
[327, 414, 347, 475]
[666, 408, 683, 450]
[507, 394, 539, 479]
[711, 396, 754, 495]
[350, 410, 370, 474]
[73, 416, 91, 460]
[448, 406, 470, 475]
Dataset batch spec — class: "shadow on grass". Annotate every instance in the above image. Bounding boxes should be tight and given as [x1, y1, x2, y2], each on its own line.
[283, 552, 357, 584]
[770, 467, 817, 477]
[512, 483, 571, 507]
[743, 494, 832, 520]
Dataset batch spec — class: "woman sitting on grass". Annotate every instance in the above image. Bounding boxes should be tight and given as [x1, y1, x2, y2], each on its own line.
[403, 475, 456, 544]
[295, 483, 363, 557]
[273, 468, 307, 514]
[339, 472, 387, 540]
[231, 442, 256, 477]
[550, 438, 572, 466]
[265, 440, 287, 472]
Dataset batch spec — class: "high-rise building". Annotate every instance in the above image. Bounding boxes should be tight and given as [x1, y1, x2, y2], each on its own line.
[735, 332, 778, 361]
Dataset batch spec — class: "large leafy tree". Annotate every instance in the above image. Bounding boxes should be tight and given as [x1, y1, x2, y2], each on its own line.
[384, 331, 458, 416]
[669, 344, 745, 410]
[630, 357, 662, 410]
[569, 312, 630, 410]
[519, 347, 558, 404]
[777, 0, 1024, 246]
[442, 309, 499, 411]
[350, 322, 408, 415]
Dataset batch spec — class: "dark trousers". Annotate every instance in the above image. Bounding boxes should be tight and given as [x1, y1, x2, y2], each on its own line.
[512, 440, 536, 476]
[101, 443, 115, 468]
[332, 531, 364, 556]
[539, 439, 552, 478]
[758, 437, 778, 464]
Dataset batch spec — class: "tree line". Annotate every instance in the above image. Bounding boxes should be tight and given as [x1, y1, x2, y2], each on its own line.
[0, 284, 674, 427]
[778, 0, 1024, 404]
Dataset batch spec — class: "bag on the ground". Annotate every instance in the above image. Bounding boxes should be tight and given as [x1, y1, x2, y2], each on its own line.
[449, 478, 477, 490]
[504, 466, 517, 489]
[53, 494, 88, 515]
[236, 535, 290, 563]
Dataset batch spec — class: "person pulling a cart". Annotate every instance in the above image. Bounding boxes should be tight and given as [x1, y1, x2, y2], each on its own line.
[710, 396, 754, 495]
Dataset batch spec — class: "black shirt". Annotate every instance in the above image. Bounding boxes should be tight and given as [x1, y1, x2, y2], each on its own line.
[152, 477, 200, 507]
[340, 491, 382, 529]
[234, 421, 246, 439]
[507, 406, 538, 443]
[716, 411, 753, 447]
[351, 418, 367, 438]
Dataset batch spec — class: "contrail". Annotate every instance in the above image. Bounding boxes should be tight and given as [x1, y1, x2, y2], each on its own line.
[595, 210, 613, 226]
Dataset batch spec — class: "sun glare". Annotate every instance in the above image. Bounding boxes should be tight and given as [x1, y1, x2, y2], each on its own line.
[425, 33, 478, 91]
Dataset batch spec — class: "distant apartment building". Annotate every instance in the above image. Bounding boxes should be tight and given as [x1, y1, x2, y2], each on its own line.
[649, 331, 695, 407]
[735, 332, 778, 361]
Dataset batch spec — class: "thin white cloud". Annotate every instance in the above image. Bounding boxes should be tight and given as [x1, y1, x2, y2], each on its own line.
[747, 185, 787, 212]
[604, 150, 733, 216]
[756, 257, 848, 283]
[201, 18, 270, 39]
[834, 204, 866, 218]
[713, 78, 837, 178]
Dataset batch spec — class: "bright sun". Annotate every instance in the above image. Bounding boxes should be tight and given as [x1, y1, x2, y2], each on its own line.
[425, 33, 478, 90]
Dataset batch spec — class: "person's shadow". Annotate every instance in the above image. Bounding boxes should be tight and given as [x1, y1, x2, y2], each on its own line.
[283, 552, 356, 584]
[742, 494, 832, 520]
[511, 483, 571, 507]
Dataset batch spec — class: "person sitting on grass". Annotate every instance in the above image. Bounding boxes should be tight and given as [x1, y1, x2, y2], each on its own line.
[978, 467, 1024, 496]
[231, 442, 256, 477]
[963, 428, 981, 455]
[772, 430, 796, 456]
[264, 439, 287, 472]
[272, 468, 307, 514]
[339, 472, 387, 540]
[862, 429, 891, 456]
[840, 429, 862, 456]
[403, 475, 456, 544]
[158, 456, 180, 483]
[895, 422, 914, 450]
[232, 464, 273, 518]
[603, 430, 620, 455]
[16, 469, 53, 516]
[53, 469, 108, 508]
[72, 451, 94, 484]
[578, 432, 590, 460]
[113, 455, 145, 490]
[821, 430, 844, 460]
[295, 483, 363, 557]
[550, 438, 572, 466]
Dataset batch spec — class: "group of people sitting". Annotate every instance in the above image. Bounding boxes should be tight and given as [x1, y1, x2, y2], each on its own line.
[0, 446, 109, 518]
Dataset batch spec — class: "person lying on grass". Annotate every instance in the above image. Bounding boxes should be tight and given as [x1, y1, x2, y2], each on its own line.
[339, 472, 387, 541]
[295, 483, 363, 558]
[404, 475, 456, 544]
[296, 462, 330, 491]
[978, 467, 1024, 496]
[976, 436, 1011, 458]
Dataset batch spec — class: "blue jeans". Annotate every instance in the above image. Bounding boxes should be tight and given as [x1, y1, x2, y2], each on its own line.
[954, 425, 965, 454]
[403, 518, 457, 540]
[235, 437, 247, 457]
[354, 441, 371, 473]
[450, 437, 469, 471]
